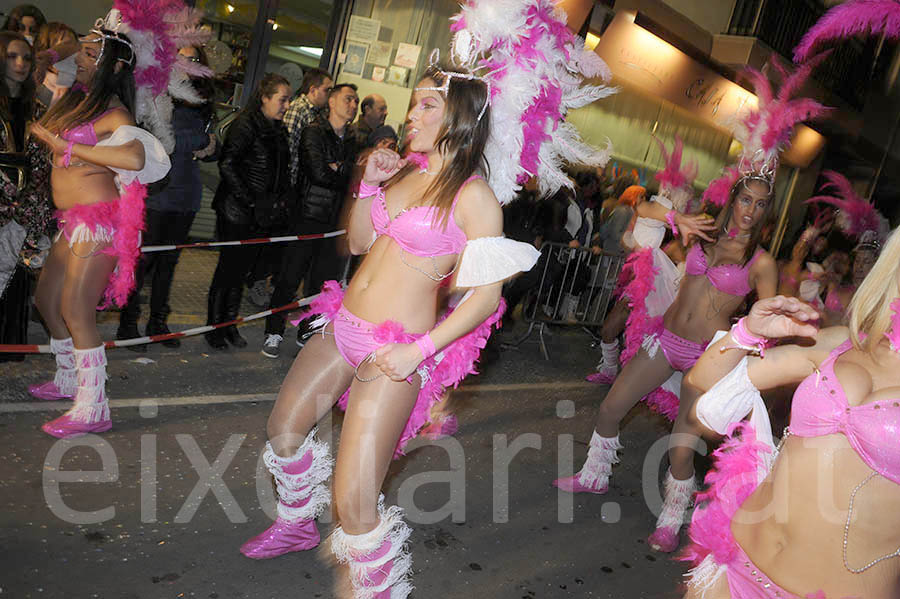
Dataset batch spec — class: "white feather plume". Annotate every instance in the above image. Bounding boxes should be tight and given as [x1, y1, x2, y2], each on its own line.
[450, 0, 618, 204]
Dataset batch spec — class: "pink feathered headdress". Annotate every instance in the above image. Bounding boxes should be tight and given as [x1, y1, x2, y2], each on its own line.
[447, 0, 619, 205]
[703, 56, 830, 207]
[805, 170, 889, 242]
[99, 1, 213, 153]
[794, 0, 900, 63]
[653, 135, 697, 211]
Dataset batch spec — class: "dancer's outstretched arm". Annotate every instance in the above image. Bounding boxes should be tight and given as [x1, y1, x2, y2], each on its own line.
[685, 295, 835, 394]
[636, 200, 716, 244]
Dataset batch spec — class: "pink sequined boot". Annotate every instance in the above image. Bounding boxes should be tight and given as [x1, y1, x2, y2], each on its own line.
[647, 469, 697, 553]
[240, 429, 332, 559]
[29, 337, 77, 400]
[586, 340, 619, 384]
[42, 345, 112, 438]
[553, 431, 622, 494]
[330, 499, 414, 599]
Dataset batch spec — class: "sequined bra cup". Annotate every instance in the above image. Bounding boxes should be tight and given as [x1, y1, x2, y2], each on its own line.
[60, 108, 124, 146]
[790, 339, 900, 486]
[369, 175, 474, 258]
[684, 244, 763, 297]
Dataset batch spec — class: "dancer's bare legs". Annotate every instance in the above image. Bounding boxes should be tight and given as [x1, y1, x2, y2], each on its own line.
[34, 236, 76, 340]
[267, 324, 356, 455]
[59, 241, 117, 348]
[333, 372, 420, 534]
[594, 347, 676, 436]
[668, 382, 718, 480]
[601, 298, 629, 344]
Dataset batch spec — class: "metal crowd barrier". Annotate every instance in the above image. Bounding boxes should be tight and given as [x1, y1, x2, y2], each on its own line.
[503, 242, 625, 360]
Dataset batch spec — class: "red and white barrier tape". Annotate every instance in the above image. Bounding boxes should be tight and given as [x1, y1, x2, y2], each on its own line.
[0, 293, 319, 354]
[140, 229, 345, 253]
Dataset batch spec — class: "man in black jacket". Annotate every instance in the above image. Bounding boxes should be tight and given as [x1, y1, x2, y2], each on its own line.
[262, 83, 359, 358]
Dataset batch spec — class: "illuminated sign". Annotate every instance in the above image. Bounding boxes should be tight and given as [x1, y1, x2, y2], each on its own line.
[593, 11, 756, 127]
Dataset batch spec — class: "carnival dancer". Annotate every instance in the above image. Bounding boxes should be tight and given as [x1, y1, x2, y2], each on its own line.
[238, 1, 613, 596]
[804, 170, 888, 327]
[557, 56, 831, 556]
[587, 136, 697, 393]
[680, 267, 900, 598]
[26, 1, 208, 438]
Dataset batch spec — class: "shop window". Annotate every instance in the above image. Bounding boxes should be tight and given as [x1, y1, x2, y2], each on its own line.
[335, 0, 459, 133]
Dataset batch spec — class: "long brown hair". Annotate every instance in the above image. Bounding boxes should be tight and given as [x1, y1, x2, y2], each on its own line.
[385, 65, 491, 226]
[39, 29, 135, 135]
[702, 177, 774, 265]
[0, 31, 35, 124]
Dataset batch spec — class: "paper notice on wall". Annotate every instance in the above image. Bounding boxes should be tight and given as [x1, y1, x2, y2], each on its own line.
[393, 43, 421, 69]
[368, 40, 392, 67]
[347, 15, 380, 43]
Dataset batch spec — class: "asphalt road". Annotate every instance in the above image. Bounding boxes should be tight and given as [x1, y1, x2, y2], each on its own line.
[0, 322, 694, 599]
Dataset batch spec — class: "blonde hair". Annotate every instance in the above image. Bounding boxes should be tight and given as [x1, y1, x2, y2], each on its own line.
[848, 225, 900, 352]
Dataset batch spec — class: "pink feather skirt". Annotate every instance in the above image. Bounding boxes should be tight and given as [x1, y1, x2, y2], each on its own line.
[56, 181, 147, 308]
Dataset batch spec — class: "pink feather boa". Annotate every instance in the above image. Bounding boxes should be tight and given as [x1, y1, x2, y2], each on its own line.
[615, 248, 677, 421]
[680, 422, 772, 567]
[55, 181, 147, 309]
[643, 387, 680, 422]
[617, 248, 660, 365]
[304, 281, 505, 458]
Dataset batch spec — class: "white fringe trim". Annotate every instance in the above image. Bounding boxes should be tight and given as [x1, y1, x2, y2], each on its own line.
[51, 337, 77, 396]
[654, 469, 697, 529]
[684, 555, 726, 598]
[67, 223, 115, 246]
[276, 485, 332, 521]
[263, 429, 333, 520]
[330, 498, 413, 599]
[642, 332, 661, 360]
[577, 431, 621, 488]
[67, 345, 109, 423]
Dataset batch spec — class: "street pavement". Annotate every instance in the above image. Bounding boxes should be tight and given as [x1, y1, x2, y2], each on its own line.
[1, 317, 696, 599]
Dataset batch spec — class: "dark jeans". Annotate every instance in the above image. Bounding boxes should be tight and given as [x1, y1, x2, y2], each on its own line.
[209, 215, 262, 293]
[264, 221, 342, 335]
[122, 209, 196, 323]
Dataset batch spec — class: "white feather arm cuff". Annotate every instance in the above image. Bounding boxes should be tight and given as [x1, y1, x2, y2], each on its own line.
[456, 236, 541, 287]
[695, 353, 775, 452]
[95, 125, 171, 185]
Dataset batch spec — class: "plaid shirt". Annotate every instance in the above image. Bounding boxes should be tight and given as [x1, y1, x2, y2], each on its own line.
[284, 94, 323, 187]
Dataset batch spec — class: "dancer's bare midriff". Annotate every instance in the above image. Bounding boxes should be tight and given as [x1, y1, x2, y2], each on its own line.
[731, 434, 900, 598]
[50, 163, 118, 210]
[663, 272, 744, 342]
[344, 235, 453, 334]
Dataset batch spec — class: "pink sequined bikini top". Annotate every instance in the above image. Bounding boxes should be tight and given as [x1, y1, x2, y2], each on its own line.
[685, 244, 763, 297]
[60, 108, 119, 145]
[790, 339, 900, 485]
[370, 174, 475, 257]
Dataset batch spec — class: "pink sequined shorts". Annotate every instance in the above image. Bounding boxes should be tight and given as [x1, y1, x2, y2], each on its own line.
[655, 327, 707, 372]
[332, 304, 414, 368]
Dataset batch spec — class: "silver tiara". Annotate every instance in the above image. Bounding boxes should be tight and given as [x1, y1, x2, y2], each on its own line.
[737, 148, 776, 195]
[414, 49, 491, 121]
[85, 9, 135, 67]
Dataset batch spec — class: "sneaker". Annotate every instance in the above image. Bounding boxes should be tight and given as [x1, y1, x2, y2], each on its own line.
[248, 279, 272, 308]
[295, 322, 315, 348]
[261, 334, 283, 358]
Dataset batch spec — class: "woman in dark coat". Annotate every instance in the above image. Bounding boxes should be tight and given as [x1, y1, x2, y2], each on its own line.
[204, 73, 291, 349]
